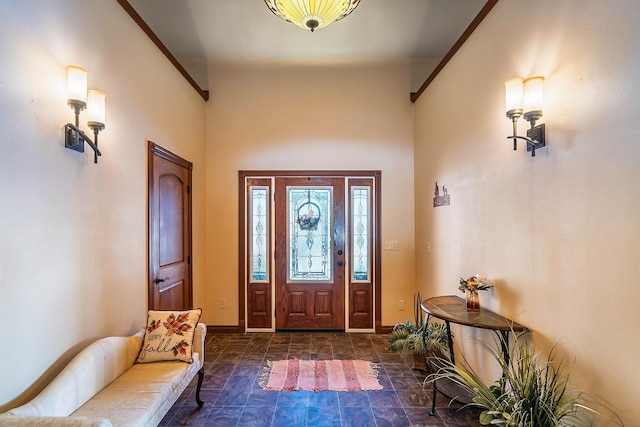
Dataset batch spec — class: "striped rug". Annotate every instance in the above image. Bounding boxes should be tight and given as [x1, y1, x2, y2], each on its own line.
[259, 359, 383, 392]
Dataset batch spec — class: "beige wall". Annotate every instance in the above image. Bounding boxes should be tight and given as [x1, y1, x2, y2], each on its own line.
[414, 1, 640, 424]
[4, 0, 637, 422]
[203, 60, 416, 327]
[0, 0, 206, 409]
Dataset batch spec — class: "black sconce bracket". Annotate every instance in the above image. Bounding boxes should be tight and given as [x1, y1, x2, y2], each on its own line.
[507, 123, 546, 157]
[65, 123, 102, 162]
[526, 123, 545, 153]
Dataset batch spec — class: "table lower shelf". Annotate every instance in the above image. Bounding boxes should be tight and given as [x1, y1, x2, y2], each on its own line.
[432, 377, 473, 402]
[425, 358, 474, 415]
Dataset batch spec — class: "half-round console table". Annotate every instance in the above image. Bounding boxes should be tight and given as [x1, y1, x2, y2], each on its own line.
[421, 295, 528, 416]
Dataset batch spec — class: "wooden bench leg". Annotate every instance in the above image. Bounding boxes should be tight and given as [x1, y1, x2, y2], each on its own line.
[195, 367, 204, 407]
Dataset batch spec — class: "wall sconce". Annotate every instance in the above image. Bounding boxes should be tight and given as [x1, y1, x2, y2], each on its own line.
[65, 66, 105, 163]
[505, 76, 546, 157]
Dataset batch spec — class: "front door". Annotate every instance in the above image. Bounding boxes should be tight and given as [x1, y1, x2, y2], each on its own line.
[242, 171, 379, 332]
[148, 142, 193, 311]
[275, 177, 345, 330]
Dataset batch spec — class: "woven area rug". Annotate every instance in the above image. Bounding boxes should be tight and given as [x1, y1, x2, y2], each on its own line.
[259, 359, 383, 392]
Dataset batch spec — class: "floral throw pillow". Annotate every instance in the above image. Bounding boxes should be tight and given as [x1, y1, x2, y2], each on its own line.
[136, 308, 202, 364]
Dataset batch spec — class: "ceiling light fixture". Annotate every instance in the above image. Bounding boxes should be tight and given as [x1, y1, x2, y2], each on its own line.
[264, 0, 361, 32]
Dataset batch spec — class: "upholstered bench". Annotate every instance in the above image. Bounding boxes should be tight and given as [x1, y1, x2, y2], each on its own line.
[0, 313, 205, 427]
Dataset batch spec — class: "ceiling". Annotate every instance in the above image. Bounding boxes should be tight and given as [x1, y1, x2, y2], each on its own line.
[126, 0, 488, 91]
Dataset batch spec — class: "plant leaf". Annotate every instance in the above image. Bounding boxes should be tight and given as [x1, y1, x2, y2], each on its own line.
[479, 410, 494, 425]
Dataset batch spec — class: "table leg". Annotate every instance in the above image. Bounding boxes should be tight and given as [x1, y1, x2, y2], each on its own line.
[425, 313, 437, 416]
[445, 321, 455, 365]
[429, 378, 437, 416]
[429, 319, 455, 416]
[499, 330, 510, 365]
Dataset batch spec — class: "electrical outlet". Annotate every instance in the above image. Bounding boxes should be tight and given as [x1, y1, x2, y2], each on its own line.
[219, 298, 227, 309]
[398, 300, 405, 310]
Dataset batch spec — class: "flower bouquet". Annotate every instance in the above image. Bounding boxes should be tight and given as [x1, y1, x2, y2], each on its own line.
[459, 275, 493, 311]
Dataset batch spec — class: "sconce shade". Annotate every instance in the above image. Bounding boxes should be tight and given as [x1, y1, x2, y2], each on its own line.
[264, 0, 360, 32]
[86, 90, 106, 128]
[523, 76, 544, 115]
[67, 66, 88, 106]
[505, 77, 524, 118]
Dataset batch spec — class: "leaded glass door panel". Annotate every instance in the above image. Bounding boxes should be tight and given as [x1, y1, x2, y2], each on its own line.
[246, 178, 272, 329]
[275, 177, 345, 329]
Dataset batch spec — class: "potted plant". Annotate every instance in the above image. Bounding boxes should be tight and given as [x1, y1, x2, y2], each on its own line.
[389, 292, 451, 371]
[428, 332, 622, 426]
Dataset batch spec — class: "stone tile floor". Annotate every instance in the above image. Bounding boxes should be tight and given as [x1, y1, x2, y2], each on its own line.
[160, 332, 482, 426]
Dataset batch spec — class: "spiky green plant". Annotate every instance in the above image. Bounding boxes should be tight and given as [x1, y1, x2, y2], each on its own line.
[429, 333, 619, 426]
[388, 320, 418, 353]
[389, 292, 451, 360]
[389, 292, 423, 353]
[389, 321, 450, 358]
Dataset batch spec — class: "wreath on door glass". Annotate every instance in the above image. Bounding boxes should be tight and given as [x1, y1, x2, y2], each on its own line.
[296, 190, 321, 231]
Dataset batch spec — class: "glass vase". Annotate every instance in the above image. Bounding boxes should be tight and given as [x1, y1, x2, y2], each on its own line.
[466, 290, 480, 311]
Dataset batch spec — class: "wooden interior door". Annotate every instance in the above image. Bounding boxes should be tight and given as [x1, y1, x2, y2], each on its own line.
[148, 142, 193, 311]
[275, 177, 345, 330]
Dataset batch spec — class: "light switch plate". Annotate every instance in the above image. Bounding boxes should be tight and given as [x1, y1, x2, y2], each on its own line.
[384, 240, 398, 250]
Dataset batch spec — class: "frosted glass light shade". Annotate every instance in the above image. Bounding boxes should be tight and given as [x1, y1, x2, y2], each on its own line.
[264, 0, 360, 32]
[523, 76, 544, 113]
[67, 66, 88, 105]
[505, 77, 524, 114]
[86, 90, 106, 127]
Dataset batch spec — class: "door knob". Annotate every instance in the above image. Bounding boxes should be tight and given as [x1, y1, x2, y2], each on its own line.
[154, 277, 169, 284]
